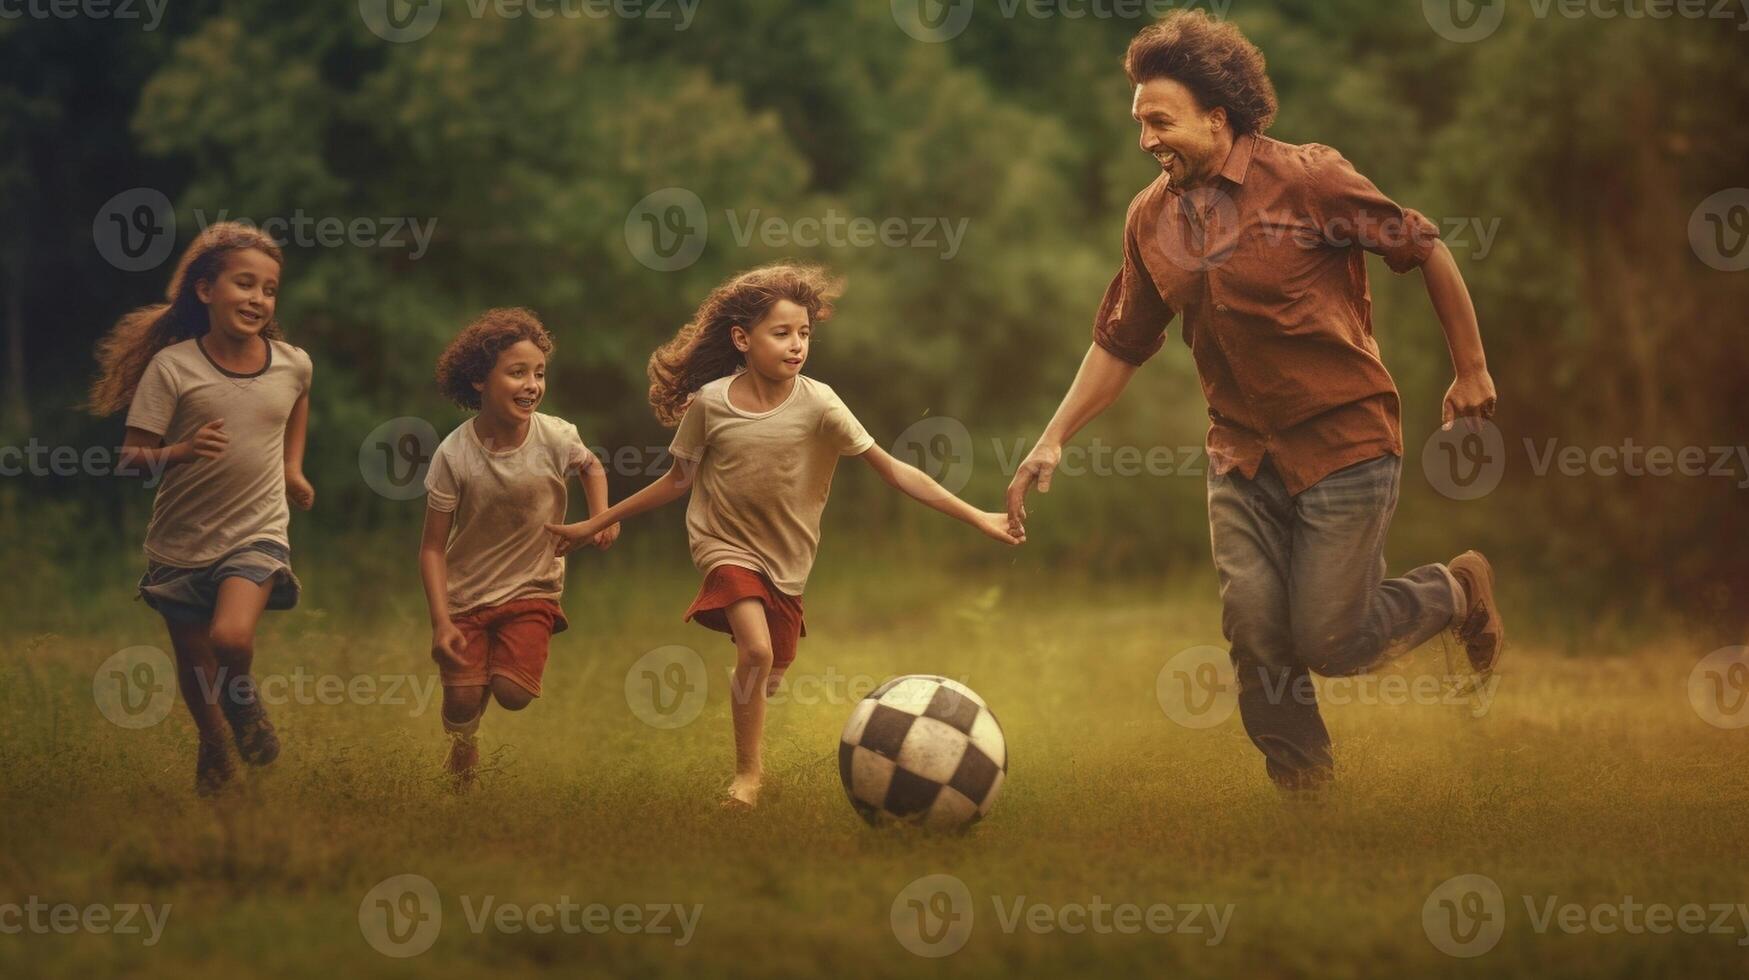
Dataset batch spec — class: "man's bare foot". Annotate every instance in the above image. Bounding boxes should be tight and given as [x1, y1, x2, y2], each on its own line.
[445, 733, 479, 790]
[723, 774, 761, 810]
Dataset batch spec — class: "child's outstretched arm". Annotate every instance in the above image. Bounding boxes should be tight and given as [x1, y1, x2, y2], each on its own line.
[544, 457, 697, 556]
[284, 390, 314, 510]
[576, 447, 618, 550]
[857, 445, 1024, 546]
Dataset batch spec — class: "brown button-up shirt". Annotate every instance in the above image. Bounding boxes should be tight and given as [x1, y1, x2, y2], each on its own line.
[1093, 132, 1440, 495]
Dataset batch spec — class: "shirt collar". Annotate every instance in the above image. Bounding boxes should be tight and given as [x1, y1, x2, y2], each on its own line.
[1161, 131, 1256, 197]
[1218, 131, 1256, 186]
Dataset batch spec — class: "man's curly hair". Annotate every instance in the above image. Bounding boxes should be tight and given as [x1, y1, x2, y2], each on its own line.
[435, 308, 554, 409]
[1124, 10, 1278, 136]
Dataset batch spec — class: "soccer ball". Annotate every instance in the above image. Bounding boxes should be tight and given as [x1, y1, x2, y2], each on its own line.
[838, 675, 1007, 829]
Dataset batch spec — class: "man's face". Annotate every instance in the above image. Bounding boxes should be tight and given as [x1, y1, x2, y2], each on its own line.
[1132, 77, 1229, 189]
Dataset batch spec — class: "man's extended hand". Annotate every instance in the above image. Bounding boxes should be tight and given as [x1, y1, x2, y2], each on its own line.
[1442, 370, 1498, 433]
[1005, 441, 1062, 533]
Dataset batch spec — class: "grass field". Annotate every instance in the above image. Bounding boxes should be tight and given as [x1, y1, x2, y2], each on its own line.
[2, 545, 1747, 978]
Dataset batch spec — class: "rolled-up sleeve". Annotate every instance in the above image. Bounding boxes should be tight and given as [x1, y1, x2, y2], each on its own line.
[1306, 145, 1440, 273]
[1092, 195, 1176, 366]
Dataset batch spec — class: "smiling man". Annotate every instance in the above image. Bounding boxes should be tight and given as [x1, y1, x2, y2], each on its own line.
[1006, 11, 1505, 792]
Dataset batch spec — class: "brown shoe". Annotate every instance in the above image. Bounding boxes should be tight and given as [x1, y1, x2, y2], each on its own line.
[444, 733, 479, 789]
[1448, 550, 1505, 676]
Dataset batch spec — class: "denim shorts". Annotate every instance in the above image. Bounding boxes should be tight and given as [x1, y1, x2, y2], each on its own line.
[137, 539, 302, 625]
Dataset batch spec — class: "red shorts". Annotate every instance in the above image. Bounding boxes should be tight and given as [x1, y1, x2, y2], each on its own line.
[683, 565, 806, 671]
[443, 597, 568, 697]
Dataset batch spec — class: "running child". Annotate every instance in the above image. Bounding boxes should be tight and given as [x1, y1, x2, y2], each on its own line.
[89, 221, 314, 796]
[419, 308, 618, 787]
[544, 264, 1023, 809]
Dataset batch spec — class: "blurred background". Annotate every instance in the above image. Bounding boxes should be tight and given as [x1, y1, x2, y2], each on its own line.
[2, 0, 1745, 647]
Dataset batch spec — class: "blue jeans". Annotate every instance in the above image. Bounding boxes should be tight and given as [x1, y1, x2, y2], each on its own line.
[1207, 454, 1460, 789]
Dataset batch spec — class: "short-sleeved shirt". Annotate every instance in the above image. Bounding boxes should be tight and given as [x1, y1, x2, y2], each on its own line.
[424, 412, 591, 615]
[1093, 132, 1441, 495]
[126, 336, 313, 566]
[667, 373, 875, 596]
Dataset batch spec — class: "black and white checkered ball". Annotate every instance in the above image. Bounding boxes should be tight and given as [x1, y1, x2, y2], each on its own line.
[838, 675, 1007, 829]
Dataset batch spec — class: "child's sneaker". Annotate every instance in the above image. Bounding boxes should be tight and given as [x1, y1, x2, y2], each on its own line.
[445, 733, 479, 789]
[195, 735, 236, 798]
[219, 673, 280, 766]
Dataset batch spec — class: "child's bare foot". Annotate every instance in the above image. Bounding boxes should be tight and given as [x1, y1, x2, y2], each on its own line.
[723, 774, 761, 810]
[195, 735, 236, 798]
[445, 733, 479, 790]
[764, 667, 788, 699]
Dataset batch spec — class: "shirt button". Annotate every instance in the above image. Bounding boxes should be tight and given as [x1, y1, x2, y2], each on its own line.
[1215, 303, 1229, 313]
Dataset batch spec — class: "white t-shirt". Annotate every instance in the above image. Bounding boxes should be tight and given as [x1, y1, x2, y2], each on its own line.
[424, 412, 591, 615]
[126, 337, 313, 567]
[668, 374, 874, 595]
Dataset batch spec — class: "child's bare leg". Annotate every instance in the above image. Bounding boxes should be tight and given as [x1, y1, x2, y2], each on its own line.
[489, 676, 534, 711]
[441, 685, 488, 783]
[163, 617, 234, 794]
[163, 617, 228, 741]
[723, 598, 773, 807]
[208, 576, 279, 765]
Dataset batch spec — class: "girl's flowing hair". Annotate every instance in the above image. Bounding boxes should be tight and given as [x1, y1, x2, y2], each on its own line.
[86, 222, 286, 417]
[647, 263, 843, 427]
